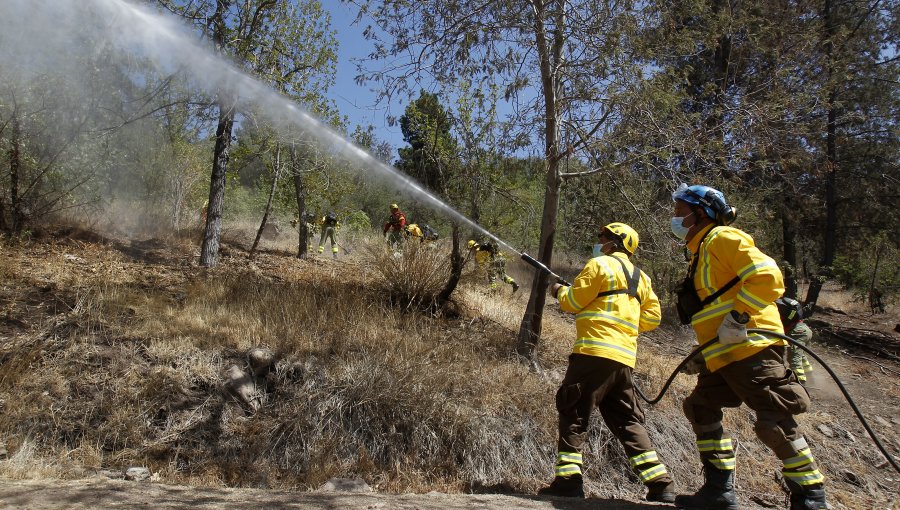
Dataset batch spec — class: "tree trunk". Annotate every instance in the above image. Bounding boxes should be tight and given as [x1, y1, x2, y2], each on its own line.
[199, 101, 234, 267]
[199, 0, 234, 267]
[9, 114, 23, 233]
[290, 146, 309, 259]
[781, 197, 799, 299]
[515, 1, 563, 362]
[250, 143, 282, 257]
[171, 167, 186, 231]
[804, 0, 837, 311]
[438, 223, 463, 304]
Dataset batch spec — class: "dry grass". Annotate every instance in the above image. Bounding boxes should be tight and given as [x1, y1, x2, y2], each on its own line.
[0, 228, 896, 508]
[0, 230, 557, 493]
[366, 238, 452, 310]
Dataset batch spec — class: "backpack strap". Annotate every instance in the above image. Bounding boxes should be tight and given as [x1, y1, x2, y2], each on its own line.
[596, 256, 643, 304]
[690, 227, 740, 307]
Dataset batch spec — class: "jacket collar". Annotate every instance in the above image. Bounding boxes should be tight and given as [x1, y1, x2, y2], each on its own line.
[686, 223, 716, 255]
[606, 251, 631, 262]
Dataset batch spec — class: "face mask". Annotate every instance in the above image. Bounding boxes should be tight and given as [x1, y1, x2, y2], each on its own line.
[592, 241, 614, 257]
[670, 212, 695, 240]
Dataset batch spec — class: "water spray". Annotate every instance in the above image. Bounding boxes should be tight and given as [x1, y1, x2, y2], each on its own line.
[3, 0, 571, 289]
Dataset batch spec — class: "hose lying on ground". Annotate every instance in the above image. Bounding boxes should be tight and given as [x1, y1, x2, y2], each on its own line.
[633, 328, 900, 473]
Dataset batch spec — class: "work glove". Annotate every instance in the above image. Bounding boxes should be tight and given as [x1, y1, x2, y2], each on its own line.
[681, 355, 706, 375]
[717, 311, 750, 344]
[550, 283, 563, 298]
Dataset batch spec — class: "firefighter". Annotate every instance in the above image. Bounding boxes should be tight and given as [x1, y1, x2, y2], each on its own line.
[776, 297, 814, 385]
[291, 212, 317, 254]
[317, 212, 340, 259]
[467, 240, 518, 292]
[405, 223, 424, 242]
[671, 184, 827, 510]
[539, 222, 674, 502]
[421, 224, 439, 242]
[383, 203, 407, 248]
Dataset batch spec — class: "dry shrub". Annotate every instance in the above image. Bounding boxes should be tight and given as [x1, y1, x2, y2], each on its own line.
[0, 234, 896, 508]
[366, 239, 451, 309]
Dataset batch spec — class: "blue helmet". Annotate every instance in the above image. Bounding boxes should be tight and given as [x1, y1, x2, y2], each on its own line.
[672, 184, 737, 225]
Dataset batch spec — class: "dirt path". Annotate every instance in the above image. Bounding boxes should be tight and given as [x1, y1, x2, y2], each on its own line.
[0, 477, 774, 510]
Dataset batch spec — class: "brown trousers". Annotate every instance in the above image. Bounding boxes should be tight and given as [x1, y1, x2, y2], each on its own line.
[683, 346, 813, 461]
[556, 353, 672, 484]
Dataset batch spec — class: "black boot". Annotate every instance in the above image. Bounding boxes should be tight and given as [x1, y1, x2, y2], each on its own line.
[537, 474, 584, 498]
[646, 480, 676, 503]
[674, 462, 738, 510]
[788, 482, 828, 510]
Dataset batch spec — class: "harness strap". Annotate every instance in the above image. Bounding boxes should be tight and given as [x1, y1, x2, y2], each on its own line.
[596, 257, 643, 304]
[689, 227, 739, 307]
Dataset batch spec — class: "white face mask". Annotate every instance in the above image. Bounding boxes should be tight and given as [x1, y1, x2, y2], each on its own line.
[592, 241, 613, 257]
[670, 212, 695, 240]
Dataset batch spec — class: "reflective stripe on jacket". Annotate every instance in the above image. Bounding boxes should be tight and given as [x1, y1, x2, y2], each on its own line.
[687, 224, 786, 372]
[555, 252, 661, 368]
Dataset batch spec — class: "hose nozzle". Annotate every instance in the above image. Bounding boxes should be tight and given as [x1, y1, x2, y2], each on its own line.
[520, 252, 571, 286]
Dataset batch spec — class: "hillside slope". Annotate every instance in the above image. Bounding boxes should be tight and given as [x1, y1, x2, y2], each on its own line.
[0, 228, 897, 509]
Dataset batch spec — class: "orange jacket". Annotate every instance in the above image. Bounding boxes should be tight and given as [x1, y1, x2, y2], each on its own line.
[383, 210, 407, 233]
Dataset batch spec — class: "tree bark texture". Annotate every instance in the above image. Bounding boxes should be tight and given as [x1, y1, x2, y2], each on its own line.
[199, 100, 234, 267]
[438, 223, 463, 305]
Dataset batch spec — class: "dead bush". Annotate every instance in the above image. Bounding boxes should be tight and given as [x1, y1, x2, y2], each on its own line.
[367, 239, 451, 310]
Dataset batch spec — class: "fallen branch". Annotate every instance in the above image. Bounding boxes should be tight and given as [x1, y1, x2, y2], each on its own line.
[845, 354, 900, 377]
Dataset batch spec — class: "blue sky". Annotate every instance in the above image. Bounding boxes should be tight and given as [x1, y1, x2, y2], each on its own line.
[323, 2, 407, 153]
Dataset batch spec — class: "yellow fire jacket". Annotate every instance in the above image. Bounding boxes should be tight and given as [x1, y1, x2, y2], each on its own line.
[555, 252, 661, 368]
[406, 223, 423, 239]
[474, 247, 492, 266]
[687, 224, 786, 372]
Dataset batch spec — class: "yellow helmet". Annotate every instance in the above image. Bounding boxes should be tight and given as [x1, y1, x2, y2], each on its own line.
[602, 222, 639, 255]
[390, 203, 399, 211]
[466, 239, 477, 249]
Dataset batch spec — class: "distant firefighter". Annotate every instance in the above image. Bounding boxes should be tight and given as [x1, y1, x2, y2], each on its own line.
[777, 297, 814, 385]
[467, 239, 518, 292]
[318, 212, 340, 259]
[383, 203, 407, 248]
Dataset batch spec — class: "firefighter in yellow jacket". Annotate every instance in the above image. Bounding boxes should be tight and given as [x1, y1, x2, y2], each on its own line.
[467, 240, 519, 292]
[538, 223, 674, 503]
[671, 184, 827, 510]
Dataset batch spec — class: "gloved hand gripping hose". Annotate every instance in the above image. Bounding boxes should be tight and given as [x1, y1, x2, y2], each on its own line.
[633, 328, 900, 473]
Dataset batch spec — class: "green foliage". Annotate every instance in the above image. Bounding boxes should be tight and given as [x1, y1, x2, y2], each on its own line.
[343, 210, 372, 235]
[396, 91, 458, 194]
[832, 239, 900, 302]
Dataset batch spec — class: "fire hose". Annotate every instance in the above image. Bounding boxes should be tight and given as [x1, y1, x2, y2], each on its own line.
[632, 329, 900, 473]
[517, 252, 899, 472]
